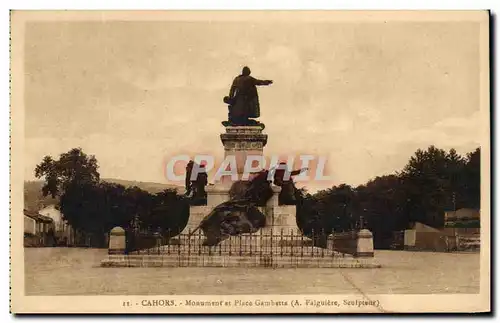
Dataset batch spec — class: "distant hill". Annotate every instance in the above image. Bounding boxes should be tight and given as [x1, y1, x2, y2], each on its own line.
[24, 179, 184, 212]
[101, 178, 183, 194]
[24, 181, 58, 212]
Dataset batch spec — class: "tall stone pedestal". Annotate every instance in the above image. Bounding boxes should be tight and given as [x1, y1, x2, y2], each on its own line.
[101, 118, 380, 268]
[218, 125, 267, 187]
[181, 124, 297, 236]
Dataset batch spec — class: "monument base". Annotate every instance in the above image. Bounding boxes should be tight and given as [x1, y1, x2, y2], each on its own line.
[102, 221, 379, 269]
[101, 253, 381, 268]
[181, 184, 297, 235]
[100, 122, 379, 268]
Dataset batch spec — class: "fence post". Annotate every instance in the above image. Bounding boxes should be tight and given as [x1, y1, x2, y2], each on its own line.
[188, 229, 191, 258]
[155, 232, 161, 255]
[311, 229, 315, 257]
[300, 230, 304, 258]
[249, 231, 253, 256]
[178, 231, 181, 257]
[198, 229, 202, 256]
[167, 229, 171, 255]
[270, 228, 273, 257]
[177, 231, 181, 267]
[321, 229, 325, 258]
[239, 235, 242, 256]
[280, 228, 283, 257]
[331, 230, 335, 258]
[260, 229, 263, 257]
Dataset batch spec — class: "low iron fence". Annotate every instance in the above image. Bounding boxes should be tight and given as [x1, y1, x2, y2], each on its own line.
[128, 228, 349, 259]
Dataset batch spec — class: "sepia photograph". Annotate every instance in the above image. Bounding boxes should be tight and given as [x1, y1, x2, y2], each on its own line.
[9, 10, 490, 313]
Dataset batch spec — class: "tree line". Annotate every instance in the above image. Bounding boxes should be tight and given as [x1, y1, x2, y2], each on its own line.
[296, 146, 480, 248]
[35, 145, 480, 249]
[34, 148, 189, 246]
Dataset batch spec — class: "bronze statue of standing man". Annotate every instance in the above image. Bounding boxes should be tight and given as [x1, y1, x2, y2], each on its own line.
[223, 66, 272, 126]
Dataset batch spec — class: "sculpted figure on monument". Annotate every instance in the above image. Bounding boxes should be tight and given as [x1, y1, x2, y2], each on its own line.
[273, 163, 308, 205]
[184, 161, 208, 205]
[190, 170, 274, 246]
[244, 169, 274, 206]
[184, 160, 194, 195]
[223, 66, 273, 126]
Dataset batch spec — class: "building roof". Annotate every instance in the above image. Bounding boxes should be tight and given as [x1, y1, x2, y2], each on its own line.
[444, 208, 480, 220]
[23, 209, 53, 223]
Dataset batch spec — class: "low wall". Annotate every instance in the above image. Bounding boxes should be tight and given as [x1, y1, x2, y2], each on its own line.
[125, 231, 163, 253]
[24, 233, 55, 247]
[101, 252, 380, 268]
[442, 227, 480, 235]
[404, 228, 480, 252]
[330, 229, 374, 257]
[407, 232, 455, 251]
[24, 234, 44, 247]
[329, 232, 357, 255]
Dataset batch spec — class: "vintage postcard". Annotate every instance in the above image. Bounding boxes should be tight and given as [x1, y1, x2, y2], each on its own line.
[10, 10, 490, 313]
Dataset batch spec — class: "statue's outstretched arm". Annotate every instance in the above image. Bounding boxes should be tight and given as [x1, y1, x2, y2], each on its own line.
[253, 77, 273, 86]
[290, 167, 308, 176]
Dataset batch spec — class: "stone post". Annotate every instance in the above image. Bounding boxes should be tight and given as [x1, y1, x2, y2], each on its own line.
[354, 229, 374, 257]
[108, 226, 126, 255]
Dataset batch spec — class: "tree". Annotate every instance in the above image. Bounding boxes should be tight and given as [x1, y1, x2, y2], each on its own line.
[296, 188, 320, 234]
[445, 148, 467, 209]
[400, 146, 459, 227]
[355, 175, 407, 248]
[295, 188, 332, 247]
[148, 189, 190, 236]
[33, 148, 205, 245]
[35, 148, 100, 198]
[317, 184, 356, 233]
[299, 146, 481, 249]
[463, 147, 480, 208]
[35, 148, 101, 233]
[297, 184, 356, 236]
[123, 186, 154, 232]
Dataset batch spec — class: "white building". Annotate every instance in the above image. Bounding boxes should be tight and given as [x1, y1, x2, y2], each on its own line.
[24, 209, 55, 247]
[24, 209, 54, 235]
[39, 205, 64, 232]
[38, 204, 75, 244]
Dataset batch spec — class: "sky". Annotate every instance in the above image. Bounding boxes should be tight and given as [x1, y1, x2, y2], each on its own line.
[23, 18, 482, 192]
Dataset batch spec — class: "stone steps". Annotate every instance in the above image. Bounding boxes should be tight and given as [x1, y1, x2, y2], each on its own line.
[133, 244, 345, 257]
[101, 253, 380, 268]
